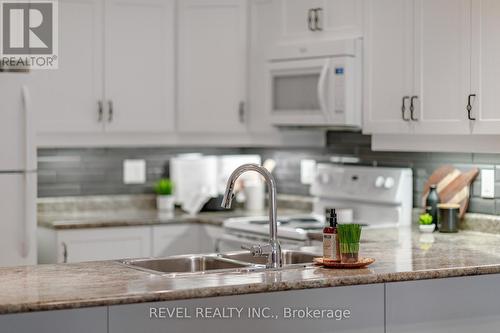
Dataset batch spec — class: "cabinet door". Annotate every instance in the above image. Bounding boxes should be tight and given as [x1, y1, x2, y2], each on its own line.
[278, 0, 362, 42]
[320, 0, 363, 37]
[152, 225, 199, 257]
[412, 0, 472, 134]
[110, 284, 384, 333]
[198, 225, 223, 253]
[178, 0, 248, 133]
[104, 0, 175, 133]
[32, 0, 104, 134]
[470, 0, 500, 133]
[280, 0, 322, 39]
[0, 307, 107, 333]
[386, 275, 500, 333]
[58, 227, 151, 263]
[363, 0, 415, 134]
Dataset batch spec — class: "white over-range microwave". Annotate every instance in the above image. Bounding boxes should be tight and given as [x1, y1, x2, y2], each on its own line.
[267, 39, 362, 128]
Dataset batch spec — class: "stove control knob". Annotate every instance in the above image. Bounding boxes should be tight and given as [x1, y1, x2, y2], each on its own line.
[374, 176, 385, 188]
[384, 177, 395, 189]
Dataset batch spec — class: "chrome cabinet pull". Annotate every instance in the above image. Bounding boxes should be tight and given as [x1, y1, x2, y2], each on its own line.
[410, 96, 419, 121]
[62, 242, 68, 263]
[307, 9, 316, 31]
[108, 100, 113, 122]
[97, 101, 103, 122]
[467, 94, 476, 120]
[314, 8, 323, 31]
[401, 96, 410, 121]
[238, 101, 245, 123]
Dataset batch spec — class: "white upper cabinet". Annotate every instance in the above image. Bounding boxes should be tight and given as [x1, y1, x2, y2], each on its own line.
[34, 0, 175, 138]
[470, 0, 500, 134]
[177, 0, 248, 133]
[363, 0, 414, 134]
[104, 0, 175, 133]
[412, 0, 472, 134]
[278, 0, 363, 43]
[364, 0, 473, 135]
[32, 0, 104, 134]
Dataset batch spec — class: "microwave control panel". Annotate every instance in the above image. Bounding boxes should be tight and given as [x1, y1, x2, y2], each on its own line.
[334, 66, 345, 114]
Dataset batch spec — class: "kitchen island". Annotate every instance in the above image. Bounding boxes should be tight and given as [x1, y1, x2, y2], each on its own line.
[3, 227, 500, 332]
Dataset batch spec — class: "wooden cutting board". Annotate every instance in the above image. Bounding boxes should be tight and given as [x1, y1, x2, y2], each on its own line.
[421, 165, 479, 218]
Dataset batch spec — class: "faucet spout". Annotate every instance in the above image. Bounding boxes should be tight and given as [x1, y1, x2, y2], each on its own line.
[221, 164, 282, 268]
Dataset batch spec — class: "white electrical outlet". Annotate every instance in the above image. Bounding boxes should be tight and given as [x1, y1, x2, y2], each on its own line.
[300, 159, 317, 185]
[481, 169, 495, 199]
[123, 159, 146, 184]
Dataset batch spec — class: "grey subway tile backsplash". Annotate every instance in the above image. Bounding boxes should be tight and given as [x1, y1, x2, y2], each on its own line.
[468, 197, 495, 215]
[37, 131, 500, 215]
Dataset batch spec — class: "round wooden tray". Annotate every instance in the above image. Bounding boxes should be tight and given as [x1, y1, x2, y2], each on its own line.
[313, 257, 375, 269]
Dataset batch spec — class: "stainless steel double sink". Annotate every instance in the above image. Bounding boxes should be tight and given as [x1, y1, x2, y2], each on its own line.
[119, 250, 318, 276]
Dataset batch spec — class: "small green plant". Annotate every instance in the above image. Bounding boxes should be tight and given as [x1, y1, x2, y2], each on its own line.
[338, 224, 362, 254]
[419, 213, 433, 225]
[154, 178, 173, 196]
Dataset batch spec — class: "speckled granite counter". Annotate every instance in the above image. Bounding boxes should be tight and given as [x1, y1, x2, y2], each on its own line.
[38, 209, 257, 229]
[37, 194, 314, 230]
[3, 226, 500, 314]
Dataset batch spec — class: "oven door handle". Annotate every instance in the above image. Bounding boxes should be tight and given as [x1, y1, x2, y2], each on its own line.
[317, 59, 330, 122]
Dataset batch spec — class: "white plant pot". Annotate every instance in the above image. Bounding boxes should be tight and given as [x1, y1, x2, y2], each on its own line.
[419, 224, 435, 233]
[156, 195, 175, 212]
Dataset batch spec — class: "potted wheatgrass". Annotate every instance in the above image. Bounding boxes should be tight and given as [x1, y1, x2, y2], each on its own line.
[337, 224, 362, 263]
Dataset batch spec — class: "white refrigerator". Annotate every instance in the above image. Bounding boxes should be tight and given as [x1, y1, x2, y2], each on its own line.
[0, 71, 37, 266]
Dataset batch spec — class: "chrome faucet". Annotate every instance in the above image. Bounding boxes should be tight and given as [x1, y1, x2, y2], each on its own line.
[221, 164, 282, 269]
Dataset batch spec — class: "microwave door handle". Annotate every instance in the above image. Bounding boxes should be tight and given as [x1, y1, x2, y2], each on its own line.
[317, 60, 330, 122]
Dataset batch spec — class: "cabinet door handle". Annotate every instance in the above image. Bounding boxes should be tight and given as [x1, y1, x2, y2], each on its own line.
[61, 242, 68, 263]
[401, 96, 410, 121]
[108, 100, 113, 122]
[467, 94, 476, 120]
[314, 8, 323, 31]
[410, 96, 419, 121]
[98, 101, 103, 122]
[238, 101, 245, 123]
[307, 9, 316, 31]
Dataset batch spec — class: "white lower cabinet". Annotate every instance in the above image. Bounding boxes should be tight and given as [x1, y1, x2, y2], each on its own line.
[108, 284, 385, 333]
[58, 227, 151, 263]
[198, 224, 223, 253]
[38, 226, 151, 263]
[0, 307, 107, 333]
[153, 224, 222, 257]
[152, 225, 199, 257]
[386, 274, 500, 332]
[38, 224, 223, 263]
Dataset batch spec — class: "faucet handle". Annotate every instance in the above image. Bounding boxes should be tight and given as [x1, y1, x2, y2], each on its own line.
[241, 244, 272, 257]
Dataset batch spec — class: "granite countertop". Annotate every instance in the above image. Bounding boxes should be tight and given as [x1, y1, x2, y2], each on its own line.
[3, 226, 500, 314]
[38, 208, 314, 230]
[38, 209, 250, 229]
[37, 194, 314, 230]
